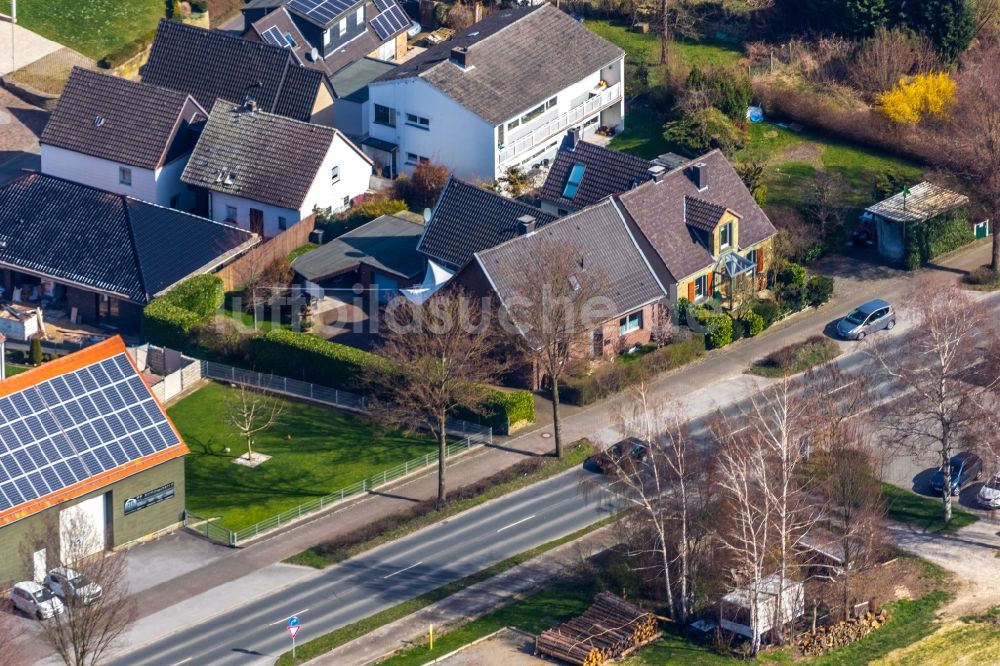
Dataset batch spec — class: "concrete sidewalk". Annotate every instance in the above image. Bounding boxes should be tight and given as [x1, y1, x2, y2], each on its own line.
[0, 19, 62, 75]
[109, 238, 993, 651]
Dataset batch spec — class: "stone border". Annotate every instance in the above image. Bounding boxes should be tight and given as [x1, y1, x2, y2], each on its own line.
[0, 76, 59, 111]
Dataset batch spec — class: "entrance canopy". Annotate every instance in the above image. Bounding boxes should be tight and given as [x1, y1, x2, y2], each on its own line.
[718, 252, 755, 278]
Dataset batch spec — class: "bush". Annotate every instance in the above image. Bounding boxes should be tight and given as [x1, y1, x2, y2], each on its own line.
[673, 297, 692, 325]
[806, 275, 835, 306]
[393, 162, 450, 211]
[750, 335, 840, 377]
[777, 262, 807, 287]
[687, 66, 753, 121]
[965, 266, 998, 286]
[705, 313, 733, 349]
[751, 300, 782, 328]
[98, 28, 157, 69]
[315, 193, 408, 240]
[742, 310, 765, 337]
[249, 329, 394, 389]
[904, 213, 974, 269]
[730, 317, 748, 340]
[663, 107, 746, 155]
[464, 389, 535, 435]
[163, 274, 225, 318]
[142, 299, 205, 349]
[30, 335, 42, 366]
[777, 283, 807, 312]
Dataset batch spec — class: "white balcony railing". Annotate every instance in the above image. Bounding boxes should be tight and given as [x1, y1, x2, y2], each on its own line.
[497, 82, 622, 164]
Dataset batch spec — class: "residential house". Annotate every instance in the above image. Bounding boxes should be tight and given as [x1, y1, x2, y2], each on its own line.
[364, 5, 624, 180]
[862, 181, 973, 263]
[454, 198, 667, 367]
[617, 150, 777, 309]
[40, 67, 206, 210]
[244, 0, 410, 74]
[417, 177, 557, 273]
[327, 57, 398, 138]
[141, 19, 336, 125]
[181, 100, 372, 238]
[0, 173, 258, 333]
[538, 131, 656, 215]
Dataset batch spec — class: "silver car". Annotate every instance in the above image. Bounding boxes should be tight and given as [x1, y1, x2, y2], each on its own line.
[977, 473, 1000, 509]
[45, 567, 103, 605]
[836, 299, 895, 340]
[11, 581, 65, 620]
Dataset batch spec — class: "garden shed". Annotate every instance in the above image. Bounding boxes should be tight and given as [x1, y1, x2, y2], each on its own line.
[865, 182, 972, 264]
[720, 575, 805, 641]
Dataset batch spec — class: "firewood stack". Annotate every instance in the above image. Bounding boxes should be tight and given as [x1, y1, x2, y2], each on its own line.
[535, 592, 659, 665]
[796, 610, 889, 656]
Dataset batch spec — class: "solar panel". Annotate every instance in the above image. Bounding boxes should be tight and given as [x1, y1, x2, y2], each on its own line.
[0, 352, 180, 512]
[371, 1, 409, 40]
[288, 0, 356, 26]
[373, 0, 392, 11]
[261, 25, 287, 48]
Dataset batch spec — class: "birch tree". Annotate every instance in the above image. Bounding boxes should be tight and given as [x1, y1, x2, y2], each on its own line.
[223, 382, 285, 462]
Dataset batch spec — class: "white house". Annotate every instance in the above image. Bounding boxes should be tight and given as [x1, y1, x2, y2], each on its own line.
[181, 100, 373, 239]
[40, 67, 207, 210]
[363, 4, 625, 181]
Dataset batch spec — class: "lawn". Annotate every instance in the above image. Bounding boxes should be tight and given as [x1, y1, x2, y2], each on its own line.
[585, 20, 744, 69]
[169, 382, 436, 531]
[881, 482, 979, 534]
[608, 107, 676, 159]
[749, 335, 840, 377]
[873, 611, 1000, 665]
[0, 0, 165, 60]
[4, 364, 29, 377]
[220, 291, 291, 333]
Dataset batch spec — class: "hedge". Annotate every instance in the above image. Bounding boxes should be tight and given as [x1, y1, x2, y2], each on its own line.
[163, 274, 225, 317]
[142, 299, 204, 350]
[904, 213, 974, 270]
[482, 389, 535, 433]
[249, 329, 394, 389]
[560, 334, 706, 406]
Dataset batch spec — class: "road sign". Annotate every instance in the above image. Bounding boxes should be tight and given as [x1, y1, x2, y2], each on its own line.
[287, 625, 300, 639]
[288, 616, 299, 627]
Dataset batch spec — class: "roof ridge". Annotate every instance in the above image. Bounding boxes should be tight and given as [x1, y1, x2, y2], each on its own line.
[209, 98, 336, 134]
[451, 177, 551, 215]
[120, 197, 152, 301]
[478, 197, 613, 258]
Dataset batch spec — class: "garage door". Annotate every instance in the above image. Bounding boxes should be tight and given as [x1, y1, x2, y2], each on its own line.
[60, 494, 107, 563]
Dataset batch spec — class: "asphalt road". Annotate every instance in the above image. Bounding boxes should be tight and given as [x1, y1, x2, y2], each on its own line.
[109, 469, 620, 666]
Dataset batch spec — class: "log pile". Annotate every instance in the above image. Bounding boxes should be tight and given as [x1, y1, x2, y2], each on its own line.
[796, 610, 889, 656]
[535, 592, 658, 665]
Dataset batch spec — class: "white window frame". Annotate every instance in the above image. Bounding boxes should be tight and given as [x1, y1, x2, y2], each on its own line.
[694, 274, 707, 300]
[225, 205, 238, 221]
[374, 104, 396, 127]
[405, 112, 430, 130]
[619, 311, 642, 336]
[339, 17, 347, 37]
[356, 6, 364, 25]
[331, 165, 340, 183]
[406, 152, 430, 165]
[720, 221, 732, 250]
[324, 29, 331, 46]
[118, 167, 132, 186]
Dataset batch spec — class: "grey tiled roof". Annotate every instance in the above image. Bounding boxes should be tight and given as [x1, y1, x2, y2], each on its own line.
[684, 195, 730, 232]
[374, 5, 623, 125]
[474, 198, 665, 323]
[539, 140, 653, 210]
[40, 68, 205, 170]
[0, 174, 256, 303]
[142, 19, 326, 122]
[417, 178, 557, 270]
[292, 213, 424, 282]
[618, 150, 777, 282]
[182, 100, 370, 209]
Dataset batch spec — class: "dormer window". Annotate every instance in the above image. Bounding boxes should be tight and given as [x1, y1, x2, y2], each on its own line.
[720, 222, 732, 249]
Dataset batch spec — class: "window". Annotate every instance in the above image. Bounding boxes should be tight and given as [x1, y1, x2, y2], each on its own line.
[343, 195, 350, 207]
[374, 104, 396, 127]
[339, 17, 347, 37]
[406, 113, 430, 130]
[324, 29, 331, 46]
[406, 152, 430, 165]
[562, 163, 586, 199]
[283, 32, 297, 48]
[356, 5, 364, 25]
[694, 274, 707, 299]
[719, 222, 732, 249]
[619, 311, 642, 335]
[331, 165, 340, 183]
[507, 118, 520, 131]
[746, 249, 757, 275]
[545, 96, 557, 110]
[278, 216, 288, 231]
[118, 167, 132, 186]
[497, 123, 504, 148]
[225, 205, 237, 221]
[169, 194, 180, 209]
[558, 208, 569, 216]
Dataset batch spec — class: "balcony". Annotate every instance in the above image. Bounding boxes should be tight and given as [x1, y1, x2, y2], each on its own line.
[497, 82, 622, 164]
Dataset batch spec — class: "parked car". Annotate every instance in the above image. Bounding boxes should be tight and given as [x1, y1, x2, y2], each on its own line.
[407, 20, 422, 39]
[594, 437, 648, 475]
[11, 581, 65, 620]
[44, 567, 103, 605]
[930, 452, 983, 496]
[977, 472, 1000, 509]
[836, 299, 896, 340]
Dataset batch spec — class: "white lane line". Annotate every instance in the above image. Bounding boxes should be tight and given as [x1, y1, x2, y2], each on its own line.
[497, 514, 536, 533]
[267, 608, 310, 626]
[169, 659, 192, 666]
[383, 561, 423, 579]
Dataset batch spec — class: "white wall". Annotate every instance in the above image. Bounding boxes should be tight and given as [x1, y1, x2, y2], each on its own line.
[332, 99, 366, 138]
[41, 145, 159, 203]
[155, 155, 196, 210]
[367, 77, 496, 180]
[209, 191, 300, 239]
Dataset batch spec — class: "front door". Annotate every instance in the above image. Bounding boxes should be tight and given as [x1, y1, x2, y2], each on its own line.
[249, 208, 265, 236]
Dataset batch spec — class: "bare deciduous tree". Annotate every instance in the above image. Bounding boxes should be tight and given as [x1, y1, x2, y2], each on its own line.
[870, 283, 999, 523]
[510, 237, 609, 458]
[370, 291, 504, 505]
[21, 514, 136, 666]
[224, 382, 285, 461]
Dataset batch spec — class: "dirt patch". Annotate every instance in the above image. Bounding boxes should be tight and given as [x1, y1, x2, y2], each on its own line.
[777, 141, 823, 166]
[805, 556, 939, 621]
[436, 627, 543, 666]
[5, 48, 95, 96]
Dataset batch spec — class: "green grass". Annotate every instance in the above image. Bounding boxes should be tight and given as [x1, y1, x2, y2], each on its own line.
[585, 20, 743, 69]
[3, 364, 29, 377]
[882, 482, 979, 534]
[748, 336, 840, 377]
[287, 243, 319, 263]
[275, 517, 615, 666]
[608, 107, 676, 159]
[286, 440, 596, 568]
[0, 0, 165, 60]
[219, 291, 290, 332]
[171, 382, 436, 531]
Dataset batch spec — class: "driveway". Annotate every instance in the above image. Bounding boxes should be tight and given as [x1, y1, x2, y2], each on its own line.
[0, 84, 45, 183]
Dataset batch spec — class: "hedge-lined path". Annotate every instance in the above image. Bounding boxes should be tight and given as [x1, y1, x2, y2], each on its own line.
[18, 238, 990, 665]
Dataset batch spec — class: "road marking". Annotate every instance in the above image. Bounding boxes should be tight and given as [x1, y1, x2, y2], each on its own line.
[497, 514, 536, 533]
[383, 561, 423, 579]
[267, 608, 309, 626]
[169, 659, 192, 666]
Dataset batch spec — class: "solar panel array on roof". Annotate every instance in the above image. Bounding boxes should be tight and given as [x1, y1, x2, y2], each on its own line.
[0, 353, 179, 512]
[373, 0, 392, 11]
[261, 25, 287, 48]
[288, 0, 356, 25]
[371, 2, 409, 39]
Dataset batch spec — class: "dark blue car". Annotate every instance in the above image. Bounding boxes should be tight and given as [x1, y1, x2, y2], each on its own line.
[930, 452, 983, 496]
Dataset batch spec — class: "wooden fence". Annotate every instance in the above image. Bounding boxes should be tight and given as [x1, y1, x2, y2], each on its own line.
[214, 215, 316, 290]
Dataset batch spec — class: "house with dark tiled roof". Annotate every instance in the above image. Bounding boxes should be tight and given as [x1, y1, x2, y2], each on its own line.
[40, 68, 206, 210]
[538, 132, 657, 215]
[616, 149, 777, 308]
[141, 19, 336, 126]
[0, 173, 258, 332]
[243, 0, 410, 76]
[454, 197, 667, 364]
[364, 5, 624, 180]
[181, 100, 372, 238]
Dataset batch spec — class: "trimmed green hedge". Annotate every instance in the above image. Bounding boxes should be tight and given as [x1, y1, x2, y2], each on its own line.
[163, 274, 225, 317]
[249, 329, 394, 389]
[561, 334, 706, 406]
[904, 213, 974, 270]
[481, 389, 535, 433]
[142, 275, 225, 350]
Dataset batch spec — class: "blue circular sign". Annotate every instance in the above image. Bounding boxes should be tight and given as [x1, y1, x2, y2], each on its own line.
[288, 616, 299, 627]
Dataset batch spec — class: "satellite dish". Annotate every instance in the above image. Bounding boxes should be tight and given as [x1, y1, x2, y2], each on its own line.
[423, 208, 432, 222]
[310, 47, 320, 61]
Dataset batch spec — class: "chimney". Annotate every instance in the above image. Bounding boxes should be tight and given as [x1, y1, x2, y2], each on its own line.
[647, 165, 666, 183]
[474, 1, 482, 22]
[244, 97, 258, 113]
[516, 214, 537, 235]
[566, 126, 582, 150]
[692, 162, 709, 190]
[451, 46, 471, 69]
